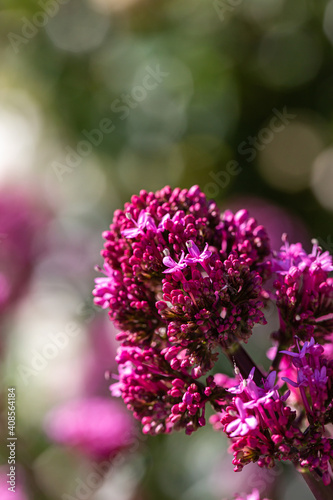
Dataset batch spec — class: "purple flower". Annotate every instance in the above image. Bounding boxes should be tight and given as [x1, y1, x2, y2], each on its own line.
[163, 251, 187, 274]
[44, 397, 136, 460]
[184, 240, 212, 266]
[280, 338, 332, 419]
[308, 239, 333, 273]
[262, 370, 278, 392]
[121, 210, 157, 238]
[273, 237, 333, 276]
[226, 397, 258, 437]
[314, 365, 328, 385]
[273, 236, 333, 343]
[228, 367, 257, 395]
[280, 338, 324, 369]
[228, 369, 278, 406]
[282, 369, 307, 389]
[272, 237, 308, 275]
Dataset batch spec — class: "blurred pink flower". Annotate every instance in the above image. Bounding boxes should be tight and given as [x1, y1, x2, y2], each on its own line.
[0, 466, 28, 500]
[44, 397, 136, 460]
[234, 489, 270, 500]
[0, 186, 49, 314]
[227, 196, 308, 251]
[84, 316, 118, 396]
[323, 333, 333, 360]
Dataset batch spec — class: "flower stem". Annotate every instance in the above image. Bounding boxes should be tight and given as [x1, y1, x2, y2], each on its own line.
[298, 468, 333, 500]
[224, 340, 265, 386]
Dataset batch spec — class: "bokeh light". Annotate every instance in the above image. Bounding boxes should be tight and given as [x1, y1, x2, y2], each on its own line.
[258, 117, 326, 192]
[311, 147, 333, 212]
[45, 0, 110, 53]
[0, 1, 333, 499]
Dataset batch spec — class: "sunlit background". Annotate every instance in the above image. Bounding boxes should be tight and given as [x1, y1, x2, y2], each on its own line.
[1, 0, 333, 499]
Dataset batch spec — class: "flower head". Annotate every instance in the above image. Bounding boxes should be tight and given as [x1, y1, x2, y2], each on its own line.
[272, 237, 333, 343]
[93, 184, 333, 488]
[94, 185, 273, 439]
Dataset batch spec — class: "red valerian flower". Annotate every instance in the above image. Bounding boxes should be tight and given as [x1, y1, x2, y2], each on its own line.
[94, 185, 333, 493]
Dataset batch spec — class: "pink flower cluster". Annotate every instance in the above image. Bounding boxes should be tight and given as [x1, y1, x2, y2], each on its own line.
[221, 346, 333, 483]
[94, 185, 333, 485]
[94, 186, 270, 435]
[273, 235, 333, 344]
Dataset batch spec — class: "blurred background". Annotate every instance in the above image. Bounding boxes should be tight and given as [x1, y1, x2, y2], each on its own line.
[1, 0, 333, 498]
